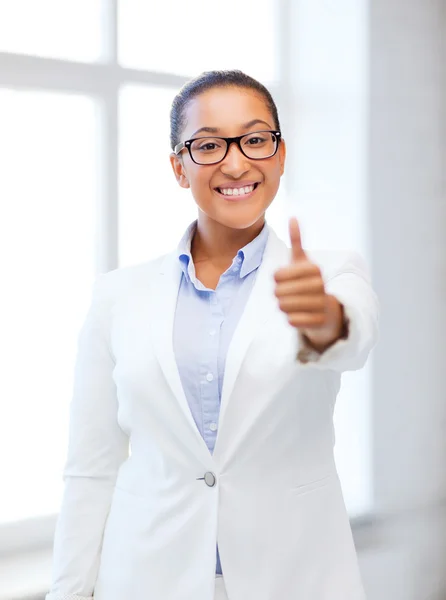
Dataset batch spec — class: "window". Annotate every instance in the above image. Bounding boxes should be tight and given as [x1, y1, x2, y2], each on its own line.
[119, 0, 278, 82]
[0, 0, 371, 546]
[118, 85, 196, 267]
[289, 0, 371, 517]
[0, 89, 98, 522]
[119, 84, 292, 267]
[0, 0, 105, 62]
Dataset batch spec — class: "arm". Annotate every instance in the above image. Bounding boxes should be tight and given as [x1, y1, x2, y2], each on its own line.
[46, 275, 129, 600]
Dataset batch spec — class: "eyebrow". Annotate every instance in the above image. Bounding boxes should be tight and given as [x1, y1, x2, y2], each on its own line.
[190, 119, 273, 138]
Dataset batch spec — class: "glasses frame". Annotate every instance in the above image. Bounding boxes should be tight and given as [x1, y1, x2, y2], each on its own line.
[174, 130, 282, 165]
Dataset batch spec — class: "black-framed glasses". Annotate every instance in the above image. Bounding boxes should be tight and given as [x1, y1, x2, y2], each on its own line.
[174, 130, 282, 165]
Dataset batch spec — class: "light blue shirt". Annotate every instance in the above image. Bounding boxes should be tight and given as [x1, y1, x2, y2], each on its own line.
[173, 220, 269, 575]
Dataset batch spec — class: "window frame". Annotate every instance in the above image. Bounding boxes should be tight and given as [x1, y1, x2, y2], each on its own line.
[0, 0, 291, 555]
[0, 0, 372, 558]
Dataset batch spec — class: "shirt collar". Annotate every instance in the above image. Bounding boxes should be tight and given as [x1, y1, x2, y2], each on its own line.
[177, 221, 197, 284]
[177, 220, 269, 282]
[239, 222, 269, 277]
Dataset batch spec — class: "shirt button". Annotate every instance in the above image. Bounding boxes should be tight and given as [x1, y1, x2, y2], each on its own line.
[209, 329, 216, 336]
[206, 373, 214, 382]
[209, 423, 218, 432]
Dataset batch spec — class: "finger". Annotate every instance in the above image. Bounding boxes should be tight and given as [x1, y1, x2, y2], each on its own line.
[274, 262, 321, 283]
[275, 276, 325, 297]
[277, 295, 327, 313]
[287, 312, 326, 328]
[289, 217, 306, 262]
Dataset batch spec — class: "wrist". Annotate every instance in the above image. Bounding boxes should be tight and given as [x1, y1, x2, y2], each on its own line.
[301, 297, 347, 353]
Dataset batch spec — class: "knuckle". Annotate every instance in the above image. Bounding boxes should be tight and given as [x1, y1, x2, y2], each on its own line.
[314, 277, 325, 291]
[317, 296, 326, 309]
[280, 298, 292, 312]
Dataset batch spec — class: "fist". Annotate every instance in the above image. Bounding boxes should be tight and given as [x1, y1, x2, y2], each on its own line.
[274, 218, 344, 348]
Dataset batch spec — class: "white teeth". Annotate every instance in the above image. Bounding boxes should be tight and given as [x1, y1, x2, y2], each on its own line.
[219, 184, 255, 196]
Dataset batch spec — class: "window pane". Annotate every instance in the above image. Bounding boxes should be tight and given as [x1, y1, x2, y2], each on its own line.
[291, 102, 371, 515]
[119, 0, 278, 82]
[119, 85, 198, 267]
[0, 0, 105, 62]
[0, 90, 99, 523]
[119, 85, 289, 267]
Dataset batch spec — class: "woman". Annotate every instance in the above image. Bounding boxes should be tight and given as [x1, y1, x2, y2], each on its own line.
[46, 70, 379, 600]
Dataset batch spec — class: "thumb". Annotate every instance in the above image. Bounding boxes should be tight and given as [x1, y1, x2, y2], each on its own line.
[289, 217, 306, 262]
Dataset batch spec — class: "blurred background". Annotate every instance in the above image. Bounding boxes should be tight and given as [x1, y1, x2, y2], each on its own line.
[0, 0, 445, 599]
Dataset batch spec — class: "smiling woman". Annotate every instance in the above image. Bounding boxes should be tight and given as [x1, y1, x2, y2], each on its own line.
[169, 72, 286, 251]
[45, 70, 379, 600]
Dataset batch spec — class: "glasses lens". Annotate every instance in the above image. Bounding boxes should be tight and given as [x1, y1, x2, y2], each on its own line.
[241, 131, 277, 159]
[190, 137, 227, 164]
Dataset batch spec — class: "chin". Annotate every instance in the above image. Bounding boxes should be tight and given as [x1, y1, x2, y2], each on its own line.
[212, 210, 267, 231]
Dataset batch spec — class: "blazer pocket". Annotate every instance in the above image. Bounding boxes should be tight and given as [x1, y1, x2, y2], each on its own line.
[290, 474, 333, 496]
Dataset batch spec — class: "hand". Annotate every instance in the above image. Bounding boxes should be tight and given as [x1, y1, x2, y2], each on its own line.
[274, 217, 345, 352]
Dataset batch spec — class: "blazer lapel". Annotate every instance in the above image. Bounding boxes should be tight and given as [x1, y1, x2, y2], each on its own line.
[147, 252, 212, 462]
[145, 228, 288, 463]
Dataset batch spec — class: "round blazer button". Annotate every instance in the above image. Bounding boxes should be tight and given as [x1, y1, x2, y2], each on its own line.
[204, 472, 216, 487]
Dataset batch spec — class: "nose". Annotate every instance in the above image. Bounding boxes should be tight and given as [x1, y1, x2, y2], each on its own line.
[219, 141, 250, 178]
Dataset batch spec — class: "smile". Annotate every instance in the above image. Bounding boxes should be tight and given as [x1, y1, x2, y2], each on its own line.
[215, 182, 260, 199]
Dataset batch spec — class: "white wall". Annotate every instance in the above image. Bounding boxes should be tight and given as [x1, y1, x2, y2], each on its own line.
[359, 0, 446, 598]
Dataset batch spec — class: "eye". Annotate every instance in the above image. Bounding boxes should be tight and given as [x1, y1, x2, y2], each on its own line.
[191, 137, 224, 154]
[244, 134, 268, 146]
[198, 142, 219, 152]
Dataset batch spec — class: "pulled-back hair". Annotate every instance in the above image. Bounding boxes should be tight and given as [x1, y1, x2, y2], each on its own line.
[170, 70, 281, 150]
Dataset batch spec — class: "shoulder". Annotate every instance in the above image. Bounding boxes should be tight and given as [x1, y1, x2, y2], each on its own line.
[92, 253, 169, 304]
[268, 228, 370, 283]
[306, 249, 372, 283]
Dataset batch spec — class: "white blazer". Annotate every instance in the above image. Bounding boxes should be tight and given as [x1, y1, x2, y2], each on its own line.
[46, 227, 379, 600]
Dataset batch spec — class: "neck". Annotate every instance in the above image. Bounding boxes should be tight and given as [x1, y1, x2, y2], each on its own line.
[191, 214, 265, 269]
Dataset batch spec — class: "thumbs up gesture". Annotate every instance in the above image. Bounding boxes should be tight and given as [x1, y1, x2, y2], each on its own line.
[274, 218, 345, 352]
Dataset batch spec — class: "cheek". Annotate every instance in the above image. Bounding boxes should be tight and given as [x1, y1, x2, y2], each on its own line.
[263, 163, 282, 190]
[188, 167, 215, 199]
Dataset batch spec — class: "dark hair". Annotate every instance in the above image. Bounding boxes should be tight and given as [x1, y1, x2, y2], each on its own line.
[170, 70, 281, 151]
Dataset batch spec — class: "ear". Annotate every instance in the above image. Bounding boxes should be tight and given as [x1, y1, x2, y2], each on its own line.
[278, 139, 286, 176]
[170, 153, 190, 189]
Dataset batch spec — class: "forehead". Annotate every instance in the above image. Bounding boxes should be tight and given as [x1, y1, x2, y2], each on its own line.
[183, 87, 273, 137]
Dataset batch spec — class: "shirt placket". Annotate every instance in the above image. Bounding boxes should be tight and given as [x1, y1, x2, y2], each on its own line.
[200, 289, 223, 453]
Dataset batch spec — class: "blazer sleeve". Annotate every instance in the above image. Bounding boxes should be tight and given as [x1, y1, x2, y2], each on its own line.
[45, 274, 129, 600]
[297, 251, 379, 372]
